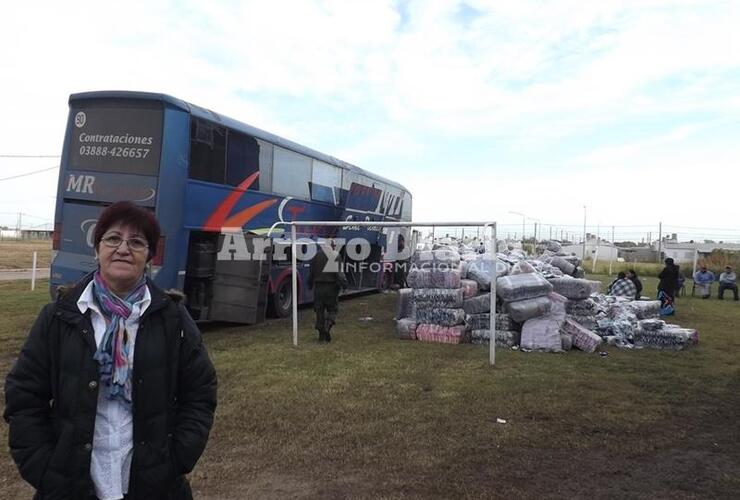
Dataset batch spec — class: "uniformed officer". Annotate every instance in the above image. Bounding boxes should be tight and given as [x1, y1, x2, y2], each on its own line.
[308, 240, 347, 342]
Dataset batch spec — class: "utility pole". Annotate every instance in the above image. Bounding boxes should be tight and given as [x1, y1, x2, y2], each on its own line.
[657, 222, 663, 263]
[582, 206, 587, 261]
[609, 225, 615, 275]
[549, 225, 552, 240]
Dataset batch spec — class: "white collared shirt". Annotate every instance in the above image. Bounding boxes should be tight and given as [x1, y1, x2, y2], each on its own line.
[77, 281, 151, 500]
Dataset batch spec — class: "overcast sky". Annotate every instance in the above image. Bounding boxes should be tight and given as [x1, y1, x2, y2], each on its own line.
[1, 0, 738, 242]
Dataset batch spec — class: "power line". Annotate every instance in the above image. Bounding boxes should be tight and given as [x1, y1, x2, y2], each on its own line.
[0, 154, 60, 158]
[0, 166, 58, 182]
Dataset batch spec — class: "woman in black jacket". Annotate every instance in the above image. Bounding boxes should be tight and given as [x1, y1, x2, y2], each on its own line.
[4, 202, 217, 499]
[657, 258, 680, 314]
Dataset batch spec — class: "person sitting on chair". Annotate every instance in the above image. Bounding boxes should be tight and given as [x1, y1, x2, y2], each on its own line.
[693, 265, 715, 299]
[718, 265, 739, 301]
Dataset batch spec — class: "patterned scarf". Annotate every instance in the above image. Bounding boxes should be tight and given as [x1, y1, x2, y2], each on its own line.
[92, 270, 147, 403]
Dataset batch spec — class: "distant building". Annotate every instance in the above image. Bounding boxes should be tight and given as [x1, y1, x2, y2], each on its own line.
[653, 241, 740, 264]
[618, 246, 659, 263]
[0, 229, 52, 240]
[561, 238, 618, 261]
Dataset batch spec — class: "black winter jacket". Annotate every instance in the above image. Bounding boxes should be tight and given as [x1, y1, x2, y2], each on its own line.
[658, 265, 679, 294]
[4, 274, 217, 499]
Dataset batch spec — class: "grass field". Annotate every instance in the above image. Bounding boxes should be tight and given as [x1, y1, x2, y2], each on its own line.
[0, 275, 739, 499]
[0, 239, 52, 270]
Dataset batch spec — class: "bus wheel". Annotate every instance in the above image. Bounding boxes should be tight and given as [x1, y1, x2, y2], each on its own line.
[268, 278, 292, 318]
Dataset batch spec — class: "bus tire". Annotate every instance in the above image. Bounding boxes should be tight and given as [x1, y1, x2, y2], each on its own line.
[268, 278, 292, 318]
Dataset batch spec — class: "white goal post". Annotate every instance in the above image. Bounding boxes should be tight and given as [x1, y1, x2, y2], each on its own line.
[267, 221, 499, 366]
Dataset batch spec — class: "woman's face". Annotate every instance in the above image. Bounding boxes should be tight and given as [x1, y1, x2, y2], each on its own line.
[96, 222, 148, 294]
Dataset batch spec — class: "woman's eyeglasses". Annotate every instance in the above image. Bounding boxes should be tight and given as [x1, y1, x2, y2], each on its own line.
[100, 234, 149, 252]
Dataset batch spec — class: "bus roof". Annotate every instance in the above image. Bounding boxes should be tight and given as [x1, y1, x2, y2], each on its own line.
[69, 90, 409, 194]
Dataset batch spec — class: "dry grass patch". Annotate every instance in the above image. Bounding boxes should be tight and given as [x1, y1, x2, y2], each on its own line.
[0, 276, 739, 499]
[0, 239, 52, 270]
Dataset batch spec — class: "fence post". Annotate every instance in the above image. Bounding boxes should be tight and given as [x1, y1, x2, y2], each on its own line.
[31, 251, 37, 291]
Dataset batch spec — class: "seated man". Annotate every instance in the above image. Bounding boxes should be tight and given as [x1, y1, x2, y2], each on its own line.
[718, 265, 739, 301]
[608, 271, 637, 299]
[693, 265, 715, 299]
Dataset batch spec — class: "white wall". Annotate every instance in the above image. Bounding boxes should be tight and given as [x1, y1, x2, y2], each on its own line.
[561, 243, 618, 261]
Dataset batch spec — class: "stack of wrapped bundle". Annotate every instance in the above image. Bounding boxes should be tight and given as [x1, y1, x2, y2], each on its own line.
[404, 248, 468, 344]
[520, 292, 567, 352]
[632, 320, 698, 350]
[466, 313, 519, 347]
[497, 273, 554, 323]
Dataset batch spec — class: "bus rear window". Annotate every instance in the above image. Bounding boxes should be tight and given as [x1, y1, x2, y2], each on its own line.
[68, 106, 163, 176]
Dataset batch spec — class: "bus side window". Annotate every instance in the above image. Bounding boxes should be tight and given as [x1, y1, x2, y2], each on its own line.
[273, 146, 311, 199]
[189, 118, 226, 183]
[226, 131, 260, 188]
[310, 160, 342, 205]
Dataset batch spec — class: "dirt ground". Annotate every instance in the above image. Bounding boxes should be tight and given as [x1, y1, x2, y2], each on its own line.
[1, 279, 739, 499]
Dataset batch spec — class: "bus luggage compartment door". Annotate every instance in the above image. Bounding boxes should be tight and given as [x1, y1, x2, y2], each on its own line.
[209, 233, 271, 324]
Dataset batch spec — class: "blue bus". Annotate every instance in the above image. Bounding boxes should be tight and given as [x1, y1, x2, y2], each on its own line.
[51, 91, 412, 323]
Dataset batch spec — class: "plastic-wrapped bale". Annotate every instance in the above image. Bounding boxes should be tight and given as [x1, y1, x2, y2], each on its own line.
[565, 298, 598, 315]
[415, 307, 466, 327]
[549, 292, 568, 319]
[461, 279, 478, 299]
[566, 314, 597, 331]
[546, 240, 563, 253]
[407, 268, 433, 288]
[561, 318, 602, 353]
[466, 313, 516, 331]
[431, 269, 462, 289]
[506, 296, 552, 323]
[520, 313, 564, 352]
[538, 263, 564, 278]
[624, 300, 661, 320]
[510, 261, 537, 275]
[638, 318, 665, 331]
[549, 277, 600, 300]
[432, 248, 461, 267]
[412, 288, 464, 308]
[408, 268, 462, 289]
[463, 293, 492, 314]
[496, 313, 516, 330]
[562, 255, 582, 267]
[560, 333, 573, 351]
[396, 288, 413, 319]
[546, 256, 576, 275]
[496, 273, 553, 302]
[467, 257, 510, 290]
[412, 250, 434, 266]
[416, 323, 465, 344]
[633, 326, 697, 350]
[668, 326, 699, 345]
[459, 260, 471, 279]
[470, 329, 520, 347]
[396, 318, 417, 340]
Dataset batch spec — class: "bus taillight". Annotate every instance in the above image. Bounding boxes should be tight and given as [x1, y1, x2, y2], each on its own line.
[151, 236, 165, 266]
[52, 223, 61, 250]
